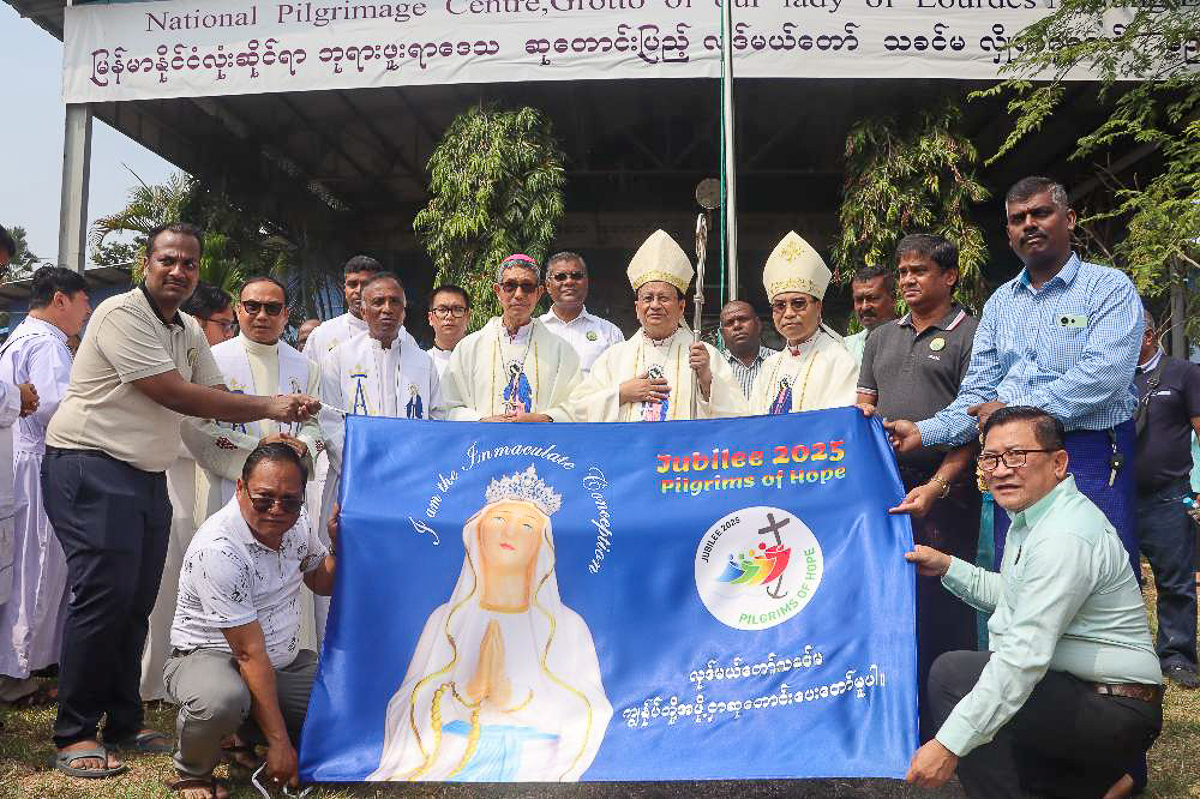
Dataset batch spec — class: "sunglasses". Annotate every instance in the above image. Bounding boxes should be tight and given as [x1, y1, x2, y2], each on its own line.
[248, 494, 304, 514]
[551, 271, 585, 282]
[499, 281, 539, 295]
[771, 298, 813, 314]
[241, 300, 285, 317]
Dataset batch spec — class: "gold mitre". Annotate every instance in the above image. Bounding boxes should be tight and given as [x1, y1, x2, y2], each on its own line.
[627, 230, 694, 294]
[762, 231, 831, 300]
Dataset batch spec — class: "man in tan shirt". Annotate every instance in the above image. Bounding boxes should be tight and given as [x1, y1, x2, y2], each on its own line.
[42, 222, 319, 780]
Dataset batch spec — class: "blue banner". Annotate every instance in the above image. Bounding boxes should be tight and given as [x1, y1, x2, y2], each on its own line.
[300, 408, 917, 782]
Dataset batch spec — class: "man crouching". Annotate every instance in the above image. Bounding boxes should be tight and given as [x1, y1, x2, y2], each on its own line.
[904, 406, 1162, 798]
[165, 443, 337, 798]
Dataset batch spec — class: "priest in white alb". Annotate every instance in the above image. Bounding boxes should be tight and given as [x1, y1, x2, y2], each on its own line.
[302, 255, 384, 367]
[0, 268, 88, 705]
[182, 277, 322, 522]
[569, 230, 748, 422]
[442, 254, 579, 422]
[748, 232, 859, 414]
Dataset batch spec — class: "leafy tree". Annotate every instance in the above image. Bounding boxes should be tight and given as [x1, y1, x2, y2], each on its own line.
[90, 239, 140, 270]
[834, 102, 990, 317]
[2, 225, 43, 279]
[414, 105, 567, 329]
[973, 1, 1199, 338]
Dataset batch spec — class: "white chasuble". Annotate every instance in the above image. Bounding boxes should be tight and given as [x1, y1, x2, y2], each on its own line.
[748, 329, 859, 415]
[442, 318, 580, 422]
[568, 328, 749, 422]
[182, 335, 321, 524]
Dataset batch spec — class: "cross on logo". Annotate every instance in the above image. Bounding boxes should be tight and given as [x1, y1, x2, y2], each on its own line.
[758, 512, 790, 547]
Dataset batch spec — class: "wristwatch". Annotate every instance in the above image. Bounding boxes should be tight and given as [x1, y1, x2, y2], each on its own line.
[929, 473, 951, 499]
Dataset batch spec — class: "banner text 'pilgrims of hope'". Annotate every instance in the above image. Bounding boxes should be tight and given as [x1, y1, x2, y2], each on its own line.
[63, 0, 1174, 102]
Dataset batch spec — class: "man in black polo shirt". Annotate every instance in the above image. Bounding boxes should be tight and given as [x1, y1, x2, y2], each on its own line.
[856, 234, 980, 736]
[1135, 306, 1200, 689]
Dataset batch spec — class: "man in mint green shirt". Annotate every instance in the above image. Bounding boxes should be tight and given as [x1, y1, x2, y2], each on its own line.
[903, 406, 1162, 798]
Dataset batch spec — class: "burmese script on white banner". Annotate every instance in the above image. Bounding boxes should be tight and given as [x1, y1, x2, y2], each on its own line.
[63, 0, 1179, 102]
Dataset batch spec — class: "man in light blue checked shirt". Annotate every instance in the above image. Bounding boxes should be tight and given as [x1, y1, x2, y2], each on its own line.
[887, 177, 1144, 577]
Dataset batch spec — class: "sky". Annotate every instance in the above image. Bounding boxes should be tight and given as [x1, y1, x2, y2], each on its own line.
[0, 3, 176, 266]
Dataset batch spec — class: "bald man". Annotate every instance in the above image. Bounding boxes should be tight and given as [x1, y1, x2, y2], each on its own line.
[719, 300, 774, 399]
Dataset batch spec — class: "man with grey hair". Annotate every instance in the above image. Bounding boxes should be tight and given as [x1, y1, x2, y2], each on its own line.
[443, 254, 580, 421]
[538, 251, 623, 374]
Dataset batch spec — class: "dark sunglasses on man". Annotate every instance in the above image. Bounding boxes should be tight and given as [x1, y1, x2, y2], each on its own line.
[241, 300, 285, 317]
[248, 494, 304, 514]
[550, 271, 585, 282]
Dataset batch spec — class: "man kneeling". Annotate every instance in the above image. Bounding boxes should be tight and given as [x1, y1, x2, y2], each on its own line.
[905, 406, 1162, 798]
[165, 443, 337, 798]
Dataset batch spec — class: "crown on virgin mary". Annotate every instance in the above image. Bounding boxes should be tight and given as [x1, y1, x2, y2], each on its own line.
[484, 464, 562, 517]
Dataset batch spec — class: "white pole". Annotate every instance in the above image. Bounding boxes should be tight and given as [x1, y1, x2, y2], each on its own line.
[58, 103, 93, 274]
[720, 0, 738, 301]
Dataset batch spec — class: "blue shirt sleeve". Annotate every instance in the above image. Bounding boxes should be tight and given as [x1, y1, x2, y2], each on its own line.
[916, 293, 1006, 447]
[1005, 272, 1142, 428]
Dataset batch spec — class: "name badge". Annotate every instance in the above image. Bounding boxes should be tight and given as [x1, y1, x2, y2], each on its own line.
[1057, 314, 1088, 328]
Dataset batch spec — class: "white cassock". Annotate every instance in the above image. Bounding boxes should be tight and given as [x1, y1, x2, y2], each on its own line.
[301, 313, 366, 564]
[442, 318, 579, 421]
[427, 346, 452, 380]
[0, 384, 21, 614]
[569, 327, 749, 422]
[748, 328, 859, 414]
[318, 329, 445, 643]
[302, 312, 368, 365]
[179, 334, 323, 650]
[0, 318, 71, 691]
[141, 442, 198, 700]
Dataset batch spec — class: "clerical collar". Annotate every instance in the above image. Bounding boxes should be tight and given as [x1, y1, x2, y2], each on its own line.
[500, 318, 533, 345]
[644, 326, 682, 347]
[138, 283, 184, 327]
[239, 334, 278, 356]
[786, 329, 819, 356]
[1138, 347, 1164, 373]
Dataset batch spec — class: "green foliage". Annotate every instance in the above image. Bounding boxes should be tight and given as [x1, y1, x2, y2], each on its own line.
[1, 226, 42, 279]
[834, 102, 990, 315]
[414, 105, 567, 330]
[971, 0, 1199, 338]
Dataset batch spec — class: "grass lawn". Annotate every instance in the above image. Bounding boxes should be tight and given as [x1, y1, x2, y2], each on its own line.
[0, 562, 1196, 799]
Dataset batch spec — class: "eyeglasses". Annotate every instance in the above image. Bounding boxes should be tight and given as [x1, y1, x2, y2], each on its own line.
[202, 317, 236, 333]
[551, 271, 585, 282]
[499, 281, 539, 295]
[771, 298, 812, 314]
[977, 448, 1060, 471]
[430, 305, 468, 319]
[247, 494, 304, 514]
[241, 300, 285, 317]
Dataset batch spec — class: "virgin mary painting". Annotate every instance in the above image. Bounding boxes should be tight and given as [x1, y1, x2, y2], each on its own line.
[368, 465, 612, 782]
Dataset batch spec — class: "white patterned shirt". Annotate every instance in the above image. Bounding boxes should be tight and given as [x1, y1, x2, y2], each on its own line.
[172, 498, 327, 668]
[723, 345, 775, 399]
[539, 307, 624, 373]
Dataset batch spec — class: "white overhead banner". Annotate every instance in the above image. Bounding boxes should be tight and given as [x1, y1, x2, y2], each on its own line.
[64, 0, 1147, 103]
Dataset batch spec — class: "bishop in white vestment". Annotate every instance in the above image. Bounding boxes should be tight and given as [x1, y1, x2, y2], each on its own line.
[442, 254, 579, 422]
[0, 280, 88, 701]
[748, 232, 858, 415]
[569, 230, 747, 422]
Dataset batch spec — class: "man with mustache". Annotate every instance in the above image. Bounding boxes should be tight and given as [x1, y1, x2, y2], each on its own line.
[538, 252, 624, 375]
[885, 177, 1144, 573]
[443, 254, 579, 422]
[41, 222, 319, 780]
[843, 265, 898, 365]
[719, 300, 774, 400]
[855, 234, 980, 738]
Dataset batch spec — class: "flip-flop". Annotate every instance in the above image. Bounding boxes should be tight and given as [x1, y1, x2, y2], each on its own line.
[107, 729, 173, 754]
[164, 775, 230, 799]
[54, 745, 127, 779]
